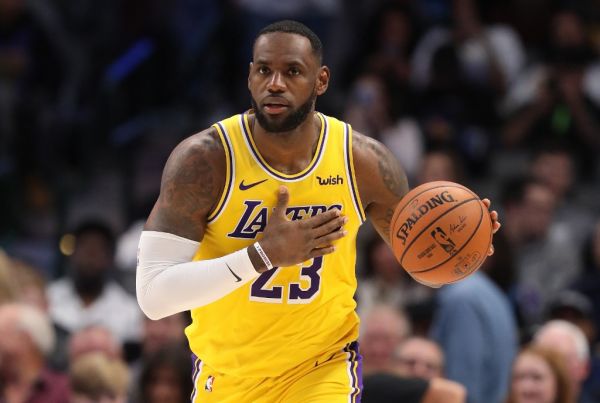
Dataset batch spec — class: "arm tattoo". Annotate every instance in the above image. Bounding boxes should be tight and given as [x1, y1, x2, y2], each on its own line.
[148, 129, 224, 239]
[367, 138, 406, 197]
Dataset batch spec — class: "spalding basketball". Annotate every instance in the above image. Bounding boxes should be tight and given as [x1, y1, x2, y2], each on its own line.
[390, 181, 493, 286]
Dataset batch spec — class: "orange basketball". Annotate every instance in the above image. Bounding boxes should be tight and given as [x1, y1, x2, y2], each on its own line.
[389, 181, 493, 286]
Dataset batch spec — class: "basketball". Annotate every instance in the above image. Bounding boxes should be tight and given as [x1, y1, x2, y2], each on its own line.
[390, 181, 493, 286]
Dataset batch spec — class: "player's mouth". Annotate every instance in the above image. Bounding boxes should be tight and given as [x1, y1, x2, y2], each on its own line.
[263, 97, 289, 115]
[263, 104, 289, 114]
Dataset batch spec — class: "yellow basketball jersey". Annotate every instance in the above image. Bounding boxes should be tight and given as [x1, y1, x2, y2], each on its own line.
[186, 111, 366, 378]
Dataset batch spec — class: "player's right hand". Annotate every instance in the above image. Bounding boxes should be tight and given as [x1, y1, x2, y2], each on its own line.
[259, 186, 348, 268]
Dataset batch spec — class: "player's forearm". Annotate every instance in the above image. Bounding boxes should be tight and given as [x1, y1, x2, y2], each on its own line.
[136, 231, 260, 320]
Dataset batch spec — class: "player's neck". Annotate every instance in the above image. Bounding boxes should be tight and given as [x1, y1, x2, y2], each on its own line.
[251, 112, 321, 175]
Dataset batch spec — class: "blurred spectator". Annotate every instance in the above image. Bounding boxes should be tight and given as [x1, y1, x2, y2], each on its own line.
[361, 3, 417, 119]
[356, 235, 432, 319]
[534, 320, 593, 403]
[529, 144, 595, 246]
[546, 291, 596, 347]
[47, 220, 142, 344]
[69, 352, 129, 403]
[0, 303, 69, 403]
[395, 336, 445, 380]
[412, 0, 525, 94]
[360, 304, 411, 375]
[416, 147, 465, 185]
[430, 269, 518, 403]
[506, 345, 573, 403]
[501, 8, 600, 175]
[129, 313, 189, 401]
[411, 0, 526, 174]
[502, 178, 582, 324]
[344, 73, 424, 180]
[571, 221, 600, 342]
[68, 325, 122, 363]
[139, 344, 193, 403]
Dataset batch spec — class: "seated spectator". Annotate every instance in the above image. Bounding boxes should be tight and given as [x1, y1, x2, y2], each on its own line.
[68, 325, 122, 362]
[70, 352, 129, 403]
[506, 345, 572, 403]
[47, 220, 142, 344]
[139, 344, 193, 403]
[360, 304, 411, 375]
[395, 337, 445, 380]
[0, 303, 69, 403]
[534, 320, 593, 403]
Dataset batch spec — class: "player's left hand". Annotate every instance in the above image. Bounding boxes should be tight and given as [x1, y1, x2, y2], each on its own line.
[481, 198, 501, 256]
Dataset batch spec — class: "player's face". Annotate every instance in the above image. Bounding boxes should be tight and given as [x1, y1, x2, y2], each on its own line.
[249, 32, 329, 133]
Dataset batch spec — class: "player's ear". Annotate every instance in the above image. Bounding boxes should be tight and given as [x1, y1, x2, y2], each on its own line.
[316, 66, 330, 96]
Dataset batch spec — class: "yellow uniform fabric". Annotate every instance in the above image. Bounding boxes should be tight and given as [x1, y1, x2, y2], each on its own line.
[186, 111, 365, 380]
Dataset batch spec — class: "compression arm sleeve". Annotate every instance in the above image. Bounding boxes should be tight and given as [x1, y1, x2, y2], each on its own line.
[136, 231, 260, 320]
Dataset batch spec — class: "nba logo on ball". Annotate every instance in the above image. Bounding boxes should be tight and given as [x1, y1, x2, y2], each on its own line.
[390, 181, 493, 286]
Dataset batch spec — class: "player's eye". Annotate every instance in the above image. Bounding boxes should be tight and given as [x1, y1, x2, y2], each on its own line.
[258, 66, 270, 75]
[289, 67, 300, 76]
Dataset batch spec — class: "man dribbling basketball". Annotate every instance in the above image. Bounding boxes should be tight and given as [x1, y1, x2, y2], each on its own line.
[135, 20, 500, 402]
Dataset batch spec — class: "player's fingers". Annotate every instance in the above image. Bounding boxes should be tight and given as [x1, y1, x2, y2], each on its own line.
[490, 210, 499, 221]
[308, 245, 336, 259]
[492, 220, 501, 233]
[313, 216, 348, 238]
[487, 244, 495, 256]
[306, 208, 341, 228]
[272, 186, 290, 218]
[481, 198, 491, 209]
[314, 228, 347, 246]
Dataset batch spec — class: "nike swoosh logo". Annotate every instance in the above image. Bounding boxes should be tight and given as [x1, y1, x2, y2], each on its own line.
[226, 264, 242, 282]
[239, 179, 268, 191]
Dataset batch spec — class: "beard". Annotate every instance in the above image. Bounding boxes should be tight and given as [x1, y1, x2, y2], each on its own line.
[251, 90, 317, 133]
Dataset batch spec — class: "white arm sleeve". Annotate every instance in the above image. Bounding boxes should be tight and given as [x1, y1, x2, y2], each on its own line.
[136, 231, 260, 320]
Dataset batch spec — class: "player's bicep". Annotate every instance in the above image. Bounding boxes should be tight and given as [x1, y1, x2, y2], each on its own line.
[353, 133, 409, 245]
[145, 130, 225, 241]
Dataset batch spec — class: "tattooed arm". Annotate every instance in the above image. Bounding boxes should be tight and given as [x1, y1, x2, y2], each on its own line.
[353, 132, 409, 245]
[145, 127, 226, 240]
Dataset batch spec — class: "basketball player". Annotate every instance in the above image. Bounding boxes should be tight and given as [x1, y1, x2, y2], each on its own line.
[136, 20, 500, 402]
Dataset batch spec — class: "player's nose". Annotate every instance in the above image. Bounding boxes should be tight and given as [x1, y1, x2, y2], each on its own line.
[267, 72, 286, 92]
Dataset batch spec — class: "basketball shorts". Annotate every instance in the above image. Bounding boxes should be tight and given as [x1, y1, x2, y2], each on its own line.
[190, 341, 362, 403]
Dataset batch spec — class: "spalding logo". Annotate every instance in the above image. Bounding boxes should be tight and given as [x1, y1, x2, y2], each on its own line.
[395, 191, 457, 245]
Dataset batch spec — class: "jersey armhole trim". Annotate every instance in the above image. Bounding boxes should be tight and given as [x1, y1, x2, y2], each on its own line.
[344, 123, 366, 223]
[207, 122, 234, 222]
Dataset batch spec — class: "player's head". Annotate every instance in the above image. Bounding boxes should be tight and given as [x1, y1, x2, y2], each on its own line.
[249, 20, 330, 133]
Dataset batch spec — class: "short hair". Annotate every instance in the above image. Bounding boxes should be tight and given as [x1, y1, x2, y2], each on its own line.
[73, 220, 116, 254]
[255, 20, 323, 63]
[534, 319, 590, 362]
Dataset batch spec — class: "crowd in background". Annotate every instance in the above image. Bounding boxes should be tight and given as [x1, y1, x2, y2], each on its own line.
[1, 0, 600, 402]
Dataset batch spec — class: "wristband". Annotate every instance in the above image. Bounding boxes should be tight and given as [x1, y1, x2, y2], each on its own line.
[253, 241, 274, 270]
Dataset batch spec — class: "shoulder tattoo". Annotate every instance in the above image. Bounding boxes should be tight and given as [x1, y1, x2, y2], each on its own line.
[152, 129, 225, 238]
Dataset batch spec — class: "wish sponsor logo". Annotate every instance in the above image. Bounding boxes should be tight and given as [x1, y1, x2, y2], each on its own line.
[317, 175, 343, 186]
